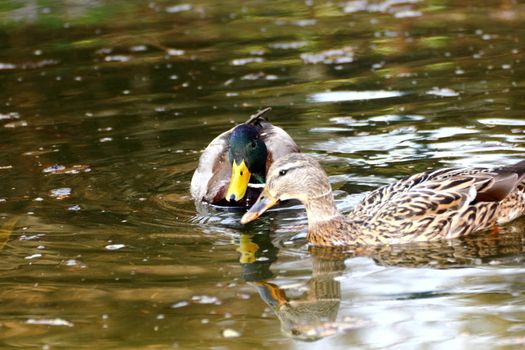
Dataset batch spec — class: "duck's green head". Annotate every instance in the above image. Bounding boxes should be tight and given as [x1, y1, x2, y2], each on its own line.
[226, 124, 268, 202]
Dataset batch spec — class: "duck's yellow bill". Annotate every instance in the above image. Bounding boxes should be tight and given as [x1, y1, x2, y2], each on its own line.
[241, 188, 278, 224]
[225, 160, 251, 202]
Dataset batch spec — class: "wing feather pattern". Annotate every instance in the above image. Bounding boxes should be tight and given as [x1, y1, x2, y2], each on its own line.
[350, 164, 525, 243]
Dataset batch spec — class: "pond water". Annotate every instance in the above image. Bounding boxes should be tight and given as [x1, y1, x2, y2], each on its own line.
[1, 0, 525, 348]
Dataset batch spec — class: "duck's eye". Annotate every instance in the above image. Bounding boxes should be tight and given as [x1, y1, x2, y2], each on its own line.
[279, 169, 288, 176]
[251, 141, 257, 149]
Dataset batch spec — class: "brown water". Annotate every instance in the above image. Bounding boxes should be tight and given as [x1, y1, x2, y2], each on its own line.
[1, 0, 525, 348]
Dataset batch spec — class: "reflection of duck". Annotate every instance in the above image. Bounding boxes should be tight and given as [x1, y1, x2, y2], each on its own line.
[253, 253, 347, 341]
[242, 153, 525, 246]
[357, 228, 525, 268]
[236, 229, 525, 341]
[235, 235, 350, 340]
[190, 108, 299, 207]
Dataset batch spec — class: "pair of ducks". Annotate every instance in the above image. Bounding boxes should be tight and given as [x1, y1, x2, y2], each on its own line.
[191, 108, 525, 247]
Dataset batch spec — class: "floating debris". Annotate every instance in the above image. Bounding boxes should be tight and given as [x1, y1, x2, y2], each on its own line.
[64, 259, 78, 266]
[0, 63, 16, 70]
[167, 49, 185, 56]
[23, 148, 60, 156]
[20, 234, 45, 241]
[269, 41, 307, 50]
[104, 55, 131, 62]
[4, 120, 28, 128]
[130, 45, 148, 52]
[26, 318, 74, 327]
[25, 253, 42, 260]
[222, 328, 241, 338]
[49, 188, 72, 199]
[394, 10, 422, 18]
[342, 0, 421, 17]
[166, 4, 192, 13]
[301, 46, 354, 64]
[105, 244, 125, 251]
[42, 165, 66, 173]
[231, 57, 264, 66]
[192, 295, 220, 304]
[171, 300, 189, 309]
[68, 205, 81, 211]
[0, 112, 19, 120]
[478, 118, 525, 126]
[294, 19, 317, 26]
[241, 72, 278, 81]
[426, 87, 459, 97]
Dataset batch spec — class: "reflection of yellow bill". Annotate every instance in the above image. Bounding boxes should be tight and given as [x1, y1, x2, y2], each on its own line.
[237, 234, 259, 264]
[225, 160, 251, 202]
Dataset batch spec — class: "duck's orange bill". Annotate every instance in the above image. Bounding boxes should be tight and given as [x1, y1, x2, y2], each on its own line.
[225, 160, 251, 202]
[253, 281, 287, 306]
[241, 188, 278, 224]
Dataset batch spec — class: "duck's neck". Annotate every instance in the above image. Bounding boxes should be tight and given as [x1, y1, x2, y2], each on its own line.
[250, 172, 265, 184]
[303, 191, 361, 246]
[303, 190, 340, 225]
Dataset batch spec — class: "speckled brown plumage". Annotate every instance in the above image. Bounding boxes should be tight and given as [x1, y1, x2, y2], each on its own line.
[241, 153, 525, 247]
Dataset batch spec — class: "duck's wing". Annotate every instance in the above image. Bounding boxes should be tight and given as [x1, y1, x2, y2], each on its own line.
[190, 128, 232, 203]
[352, 164, 525, 243]
[350, 168, 459, 221]
[261, 123, 300, 169]
[246, 108, 300, 170]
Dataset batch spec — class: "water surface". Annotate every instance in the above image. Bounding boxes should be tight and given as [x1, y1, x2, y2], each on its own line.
[1, 1, 525, 349]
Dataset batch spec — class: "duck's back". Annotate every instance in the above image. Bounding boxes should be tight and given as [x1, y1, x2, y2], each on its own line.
[349, 162, 525, 244]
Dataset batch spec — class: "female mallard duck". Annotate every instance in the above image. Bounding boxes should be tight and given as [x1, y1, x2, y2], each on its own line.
[190, 108, 299, 207]
[241, 153, 525, 246]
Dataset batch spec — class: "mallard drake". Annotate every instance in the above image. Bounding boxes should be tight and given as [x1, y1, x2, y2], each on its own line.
[241, 153, 525, 246]
[190, 108, 299, 207]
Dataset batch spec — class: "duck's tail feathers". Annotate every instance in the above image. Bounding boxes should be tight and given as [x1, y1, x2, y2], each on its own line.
[246, 107, 272, 125]
[496, 160, 525, 180]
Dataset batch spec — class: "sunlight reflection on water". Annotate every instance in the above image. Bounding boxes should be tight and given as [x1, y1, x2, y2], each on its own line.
[309, 90, 404, 102]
